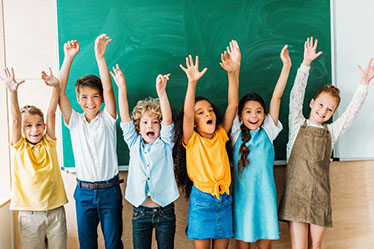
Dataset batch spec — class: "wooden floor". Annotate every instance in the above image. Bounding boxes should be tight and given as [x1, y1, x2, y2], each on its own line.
[13, 160, 374, 249]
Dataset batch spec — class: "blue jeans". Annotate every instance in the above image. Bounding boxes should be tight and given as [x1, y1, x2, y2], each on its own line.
[74, 178, 123, 249]
[132, 203, 176, 249]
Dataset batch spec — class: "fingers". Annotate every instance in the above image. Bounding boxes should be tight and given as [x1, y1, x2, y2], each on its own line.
[49, 67, 53, 75]
[367, 58, 374, 68]
[179, 64, 187, 72]
[201, 67, 208, 75]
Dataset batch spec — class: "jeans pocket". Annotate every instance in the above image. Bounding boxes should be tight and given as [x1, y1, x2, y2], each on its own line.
[161, 206, 176, 221]
[132, 209, 143, 221]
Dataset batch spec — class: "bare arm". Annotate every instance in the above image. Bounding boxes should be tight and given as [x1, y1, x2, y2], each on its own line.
[95, 34, 116, 119]
[269, 45, 291, 125]
[110, 64, 130, 122]
[41, 68, 60, 139]
[156, 74, 172, 125]
[180, 55, 207, 145]
[220, 40, 241, 132]
[1, 68, 25, 144]
[58, 40, 80, 125]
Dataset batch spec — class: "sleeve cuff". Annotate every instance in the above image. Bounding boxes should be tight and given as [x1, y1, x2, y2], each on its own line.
[299, 64, 311, 73]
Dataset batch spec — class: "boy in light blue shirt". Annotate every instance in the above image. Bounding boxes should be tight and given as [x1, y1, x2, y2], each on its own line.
[110, 65, 179, 249]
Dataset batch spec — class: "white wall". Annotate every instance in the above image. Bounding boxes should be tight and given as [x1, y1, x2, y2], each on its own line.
[332, 0, 374, 160]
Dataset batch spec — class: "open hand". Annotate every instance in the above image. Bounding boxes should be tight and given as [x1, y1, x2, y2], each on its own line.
[303, 37, 323, 66]
[358, 58, 374, 85]
[280, 44, 291, 66]
[156, 73, 170, 93]
[64, 40, 80, 58]
[95, 34, 112, 58]
[41, 68, 59, 87]
[220, 40, 241, 73]
[179, 55, 207, 83]
[110, 64, 126, 88]
[0, 67, 25, 92]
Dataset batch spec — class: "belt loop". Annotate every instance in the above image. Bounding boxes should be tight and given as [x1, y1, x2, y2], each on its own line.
[106, 179, 110, 187]
[77, 179, 82, 188]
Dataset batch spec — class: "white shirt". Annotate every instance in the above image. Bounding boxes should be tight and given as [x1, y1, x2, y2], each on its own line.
[287, 64, 369, 160]
[66, 109, 119, 181]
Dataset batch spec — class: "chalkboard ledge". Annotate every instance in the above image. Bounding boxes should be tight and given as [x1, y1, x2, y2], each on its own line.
[61, 165, 129, 173]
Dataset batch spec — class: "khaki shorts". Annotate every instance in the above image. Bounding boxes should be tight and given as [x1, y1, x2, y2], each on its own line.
[18, 206, 67, 249]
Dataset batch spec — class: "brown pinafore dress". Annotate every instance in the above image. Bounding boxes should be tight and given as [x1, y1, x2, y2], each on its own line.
[278, 121, 333, 227]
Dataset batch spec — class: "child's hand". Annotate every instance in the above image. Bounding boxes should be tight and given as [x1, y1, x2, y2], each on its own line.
[110, 64, 126, 88]
[280, 44, 291, 66]
[64, 40, 80, 59]
[41, 68, 60, 87]
[156, 73, 170, 93]
[179, 55, 207, 83]
[302, 37, 323, 67]
[0, 67, 25, 92]
[95, 34, 112, 58]
[358, 58, 374, 85]
[220, 40, 241, 73]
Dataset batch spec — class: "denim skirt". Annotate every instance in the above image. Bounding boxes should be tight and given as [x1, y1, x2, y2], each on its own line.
[186, 185, 233, 240]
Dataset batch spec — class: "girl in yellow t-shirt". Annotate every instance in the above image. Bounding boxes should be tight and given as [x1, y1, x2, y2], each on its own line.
[2, 67, 68, 249]
[174, 40, 240, 249]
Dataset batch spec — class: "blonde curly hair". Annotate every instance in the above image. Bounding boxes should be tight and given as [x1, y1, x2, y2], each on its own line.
[20, 105, 44, 123]
[131, 97, 162, 133]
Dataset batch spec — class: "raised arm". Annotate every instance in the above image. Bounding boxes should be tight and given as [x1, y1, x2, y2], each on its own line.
[1, 68, 25, 144]
[156, 73, 172, 125]
[220, 40, 241, 132]
[289, 37, 323, 128]
[330, 58, 374, 143]
[268, 45, 292, 125]
[41, 68, 60, 139]
[110, 64, 130, 122]
[95, 34, 116, 119]
[180, 55, 207, 145]
[59, 40, 80, 125]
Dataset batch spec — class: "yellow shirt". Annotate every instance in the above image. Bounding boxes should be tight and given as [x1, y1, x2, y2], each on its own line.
[10, 135, 68, 210]
[184, 126, 231, 199]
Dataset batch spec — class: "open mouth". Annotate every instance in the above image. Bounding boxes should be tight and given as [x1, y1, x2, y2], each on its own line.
[207, 120, 213, 125]
[249, 120, 259, 125]
[146, 131, 155, 137]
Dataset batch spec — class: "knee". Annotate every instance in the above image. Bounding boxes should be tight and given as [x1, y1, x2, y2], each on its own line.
[308, 241, 322, 249]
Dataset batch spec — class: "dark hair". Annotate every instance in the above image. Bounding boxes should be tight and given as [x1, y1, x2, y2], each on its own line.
[237, 92, 266, 175]
[313, 85, 341, 108]
[75, 75, 103, 97]
[173, 96, 232, 198]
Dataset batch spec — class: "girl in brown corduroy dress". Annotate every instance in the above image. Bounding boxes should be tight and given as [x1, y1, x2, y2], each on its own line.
[278, 37, 374, 249]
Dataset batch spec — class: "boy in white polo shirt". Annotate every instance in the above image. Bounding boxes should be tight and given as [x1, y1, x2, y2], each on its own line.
[58, 34, 123, 249]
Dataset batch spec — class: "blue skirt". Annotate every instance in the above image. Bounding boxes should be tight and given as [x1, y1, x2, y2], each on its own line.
[186, 185, 233, 240]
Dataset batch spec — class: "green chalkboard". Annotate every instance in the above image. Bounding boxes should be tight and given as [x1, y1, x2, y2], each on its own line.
[57, 0, 331, 168]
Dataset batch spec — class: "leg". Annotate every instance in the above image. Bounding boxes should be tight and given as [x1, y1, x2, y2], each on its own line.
[155, 204, 176, 249]
[235, 239, 251, 249]
[131, 206, 153, 249]
[288, 221, 309, 249]
[194, 239, 211, 249]
[255, 239, 272, 249]
[18, 211, 46, 249]
[307, 224, 326, 249]
[45, 206, 67, 249]
[212, 238, 230, 249]
[97, 185, 124, 249]
[74, 186, 99, 249]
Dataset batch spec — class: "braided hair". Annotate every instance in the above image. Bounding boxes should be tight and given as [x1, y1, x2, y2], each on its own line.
[237, 93, 266, 175]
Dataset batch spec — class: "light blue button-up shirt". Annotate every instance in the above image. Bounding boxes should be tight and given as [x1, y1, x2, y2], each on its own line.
[120, 121, 179, 207]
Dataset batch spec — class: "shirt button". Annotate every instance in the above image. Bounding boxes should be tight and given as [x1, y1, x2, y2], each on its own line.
[218, 227, 221, 230]
[218, 218, 221, 221]
[147, 178, 150, 180]
[147, 164, 149, 167]
[218, 202, 221, 204]
[216, 209, 219, 212]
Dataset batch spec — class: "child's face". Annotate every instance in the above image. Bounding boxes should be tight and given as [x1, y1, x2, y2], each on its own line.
[309, 92, 338, 125]
[22, 113, 46, 144]
[77, 86, 103, 121]
[240, 100, 265, 130]
[139, 112, 161, 144]
[194, 100, 216, 139]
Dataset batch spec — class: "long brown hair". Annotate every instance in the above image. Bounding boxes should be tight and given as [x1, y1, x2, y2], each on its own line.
[237, 93, 266, 175]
